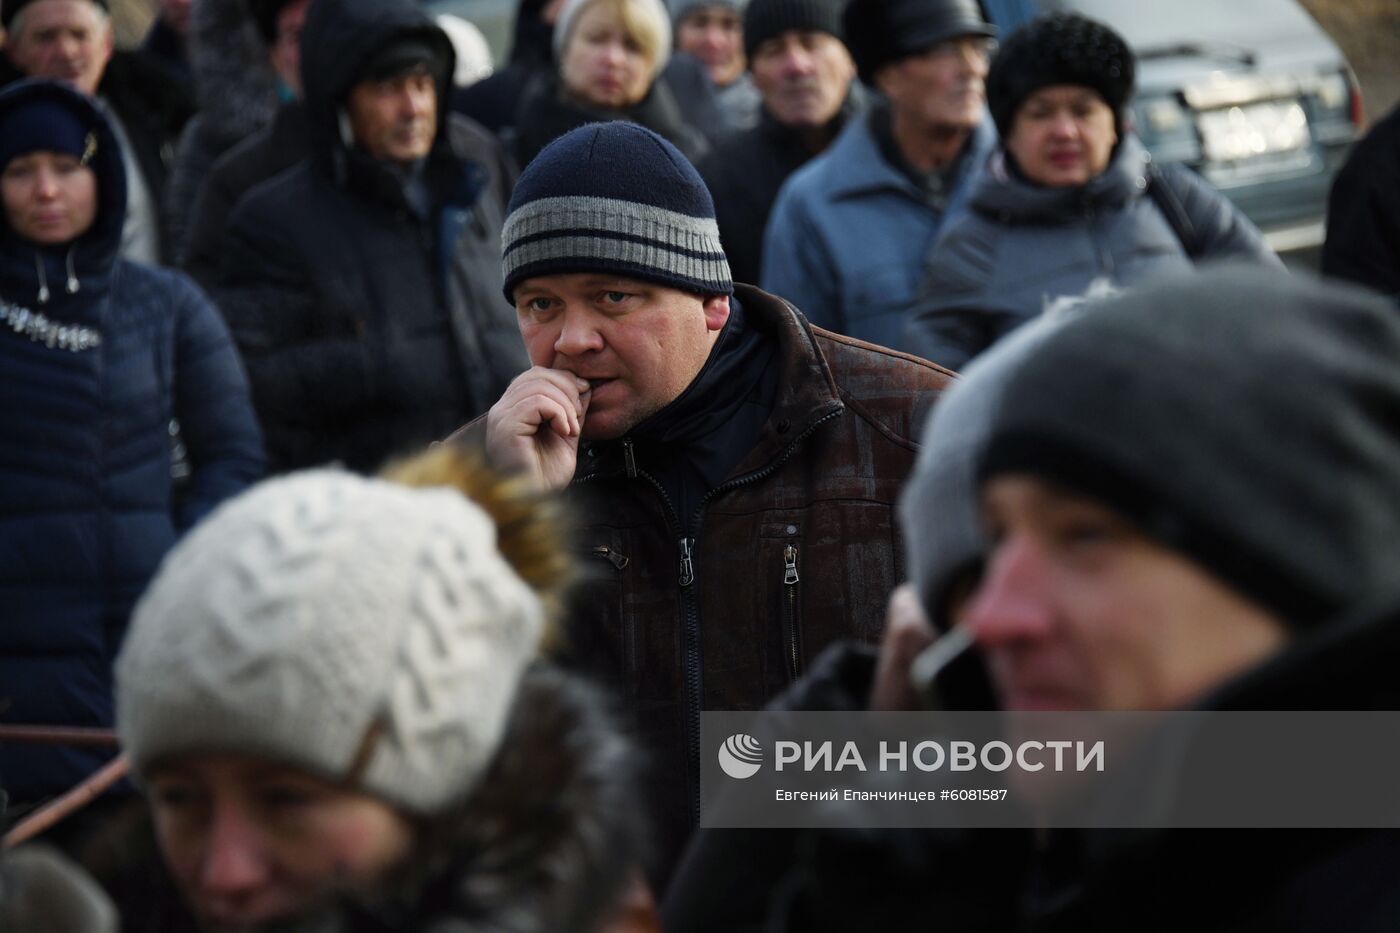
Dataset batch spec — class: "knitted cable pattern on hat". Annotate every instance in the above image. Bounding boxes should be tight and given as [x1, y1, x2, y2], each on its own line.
[987, 12, 1135, 139]
[116, 471, 545, 815]
[501, 121, 732, 301]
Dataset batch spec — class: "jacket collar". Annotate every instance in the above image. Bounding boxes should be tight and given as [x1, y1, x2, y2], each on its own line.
[969, 135, 1152, 224]
[821, 104, 995, 203]
[574, 284, 845, 486]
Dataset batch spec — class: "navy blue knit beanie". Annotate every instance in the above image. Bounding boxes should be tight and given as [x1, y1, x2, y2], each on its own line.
[501, 122, 733, 303]
[0, 92, 97, 173]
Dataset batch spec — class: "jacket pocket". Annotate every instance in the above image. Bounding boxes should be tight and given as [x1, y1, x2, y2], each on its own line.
[572, 527, 639, 686]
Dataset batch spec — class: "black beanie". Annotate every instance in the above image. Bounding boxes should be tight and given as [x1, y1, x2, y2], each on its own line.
[843, 0, 994, 85]
[986, 12, 1134, 139]
[976, 266, 1400, 628]
[2, 0, 107, 30]
[742, 0, 842, 61]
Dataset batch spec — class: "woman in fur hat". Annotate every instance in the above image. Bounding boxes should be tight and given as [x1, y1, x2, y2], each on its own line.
[902, 12, 1280, 372]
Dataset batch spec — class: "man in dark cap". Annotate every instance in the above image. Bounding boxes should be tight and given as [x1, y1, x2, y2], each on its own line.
[696, 0, 861, 285]
[761, 0, 995, 349]
[212, 0, 526, 474]
[1, 0, 193, 262]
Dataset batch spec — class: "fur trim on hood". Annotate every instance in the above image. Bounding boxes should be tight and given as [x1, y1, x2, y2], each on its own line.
[188, 0, 280, 142]
[342, 665, 651, 931]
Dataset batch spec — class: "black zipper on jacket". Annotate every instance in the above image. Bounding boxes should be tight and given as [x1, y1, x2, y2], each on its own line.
[577, 410, 842, 825]
[782, 543, 802, 681]
[676, 407, 842, 821]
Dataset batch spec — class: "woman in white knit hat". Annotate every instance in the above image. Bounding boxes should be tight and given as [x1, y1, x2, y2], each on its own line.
[110, 447, 657, 932]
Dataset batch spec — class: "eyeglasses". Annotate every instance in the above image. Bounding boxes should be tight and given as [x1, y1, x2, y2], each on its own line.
[922, 36, 998, 64]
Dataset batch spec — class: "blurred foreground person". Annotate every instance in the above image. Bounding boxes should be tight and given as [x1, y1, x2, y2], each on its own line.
[670, 267, 1400, 930]
[0, 845, 117, 932]
[1323, 101, 1400, 304]
[0, 79, 262, 809]
[904, 13, 1276, 370]
[514, 0, 708, 165]
[112, 448, 655, 932]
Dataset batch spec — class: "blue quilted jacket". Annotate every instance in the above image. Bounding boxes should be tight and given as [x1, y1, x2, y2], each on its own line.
[0, 81, 264, 804]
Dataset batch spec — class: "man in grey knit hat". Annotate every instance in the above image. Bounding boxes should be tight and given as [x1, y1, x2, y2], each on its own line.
[477, 120, 953, 887]
[890, 264, 1400, 718]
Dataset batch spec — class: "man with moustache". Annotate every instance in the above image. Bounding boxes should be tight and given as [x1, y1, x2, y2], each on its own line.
[761, 0, 995, 348]
[697, 0, 861, 285]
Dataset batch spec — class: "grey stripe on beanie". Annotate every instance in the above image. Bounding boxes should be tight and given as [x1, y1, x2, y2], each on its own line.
[501, 123, 734, 299]
[503, 195, 730, 291]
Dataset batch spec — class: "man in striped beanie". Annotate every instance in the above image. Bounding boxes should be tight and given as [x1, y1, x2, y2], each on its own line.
[473, 119, 954, 886]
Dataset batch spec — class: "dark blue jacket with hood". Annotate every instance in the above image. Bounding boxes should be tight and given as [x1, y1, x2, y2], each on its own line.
[0, 81, 264, 805]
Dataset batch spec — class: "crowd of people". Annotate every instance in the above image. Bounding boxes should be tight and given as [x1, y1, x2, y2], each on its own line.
[1, 0, 1399, 927]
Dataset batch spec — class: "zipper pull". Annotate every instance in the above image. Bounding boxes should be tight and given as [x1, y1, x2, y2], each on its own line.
[783, 544, 800, 585]
[623, 438, 638, 478]
[679, 537, 695, 587]
[591, 545, 629, 570]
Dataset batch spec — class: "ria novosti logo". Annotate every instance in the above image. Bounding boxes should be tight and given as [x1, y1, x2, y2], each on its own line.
[718, 734, 764, 779]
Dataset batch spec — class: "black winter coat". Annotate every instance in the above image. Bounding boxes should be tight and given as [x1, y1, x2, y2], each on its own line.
[698, 95, 861, 286]
[513, 71, 709, 169]
[0, 82, 262, 804]
[212, 0, 527, 474]
[1322, 103, 1400, 304]
[665, 603, 1400, 933]
[162, 0, 281, 264]
[183, 102, 308, 290]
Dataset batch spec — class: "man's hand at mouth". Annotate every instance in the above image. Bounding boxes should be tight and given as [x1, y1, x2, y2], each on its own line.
[484, 366, 592, 492]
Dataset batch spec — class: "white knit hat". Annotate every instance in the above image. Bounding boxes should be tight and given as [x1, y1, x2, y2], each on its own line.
[116, 470, 545, 815]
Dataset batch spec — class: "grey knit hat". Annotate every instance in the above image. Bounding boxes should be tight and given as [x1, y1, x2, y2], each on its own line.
[900, 312, 1075, 631]
[976, 266, 1400, 627]
[501, 121, 732, 301]
[116, 471, 545, 815]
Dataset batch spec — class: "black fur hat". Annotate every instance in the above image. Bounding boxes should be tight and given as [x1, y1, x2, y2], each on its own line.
[986, 12, 1135, 139]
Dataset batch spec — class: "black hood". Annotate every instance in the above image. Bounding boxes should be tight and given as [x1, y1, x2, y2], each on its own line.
[299, 0, 456, 176]
[0, 80, 126, 306]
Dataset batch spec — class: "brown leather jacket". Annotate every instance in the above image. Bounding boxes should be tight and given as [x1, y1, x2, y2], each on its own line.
[561, 285, 954, 885]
